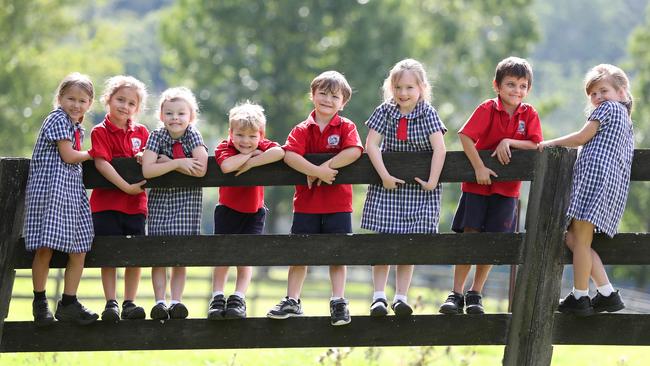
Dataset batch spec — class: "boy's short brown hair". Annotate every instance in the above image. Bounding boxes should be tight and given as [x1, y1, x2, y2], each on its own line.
[310, 71, 352, 104]
[229, 101, 266, 133]
[494, 57, 533, 89]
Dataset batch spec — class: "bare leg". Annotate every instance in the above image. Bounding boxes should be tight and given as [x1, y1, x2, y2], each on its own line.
[124, 267, 141, 301]
[470, 264, 493, 293]
[101, 267, 117, 300]
[567, 220, 595, 290]
[394, 265, 414, 296]
[212, 266, 229, 292]
[287, 265, 307, 299]
[330, 265, 346, 298]
[372, 265, 390, 292]
[234, 266, 252, 295]
[452, 227, 480, 293]
[32, 248, 53, 292]
[565, 228, 609, 286]
[151, 267, 167, 301]
[170, 267, 186, 301]
[63, 253, 86, 295]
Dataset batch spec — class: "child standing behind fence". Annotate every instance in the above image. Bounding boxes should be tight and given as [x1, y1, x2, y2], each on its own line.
[89, 75, 149, 322]
[361, 59, 447, 317]
[439, 57, 543, 315]
[538, 64, 633, 316]
[266, 71, 363, 326]
[208, 101, 284, 320]
[25, 72, 99, 326]
[141, 87, 208, 320]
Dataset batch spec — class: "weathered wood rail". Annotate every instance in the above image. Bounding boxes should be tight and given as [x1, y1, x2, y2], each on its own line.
[1, 149, 649, 365]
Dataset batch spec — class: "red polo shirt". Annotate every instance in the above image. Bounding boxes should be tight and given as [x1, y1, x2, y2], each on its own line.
[459, 98, 543, 198]
[215, 138, 280, 213]
[89, 115, 149, 215]
[283, 111, 363, 213]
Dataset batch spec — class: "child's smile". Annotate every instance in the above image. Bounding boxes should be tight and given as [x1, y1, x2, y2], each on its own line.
[393, 71, 421, 115]
[161, 99, 192, 139]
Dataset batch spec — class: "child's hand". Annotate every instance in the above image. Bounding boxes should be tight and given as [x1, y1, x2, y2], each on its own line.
[124, 180, 147, 195]
[537, 141, 551, 152]
[134, 151, 144, 165]
[235, 161, 253, 176]
[156, 154, 171, 163]
[176, 158, 205, 176]
[250, 149, 263, 157]
[306, 175, 319, 189]
[381, 175, 405, 190]
[314, 165, 338, 185]
[475, 166, 497, 185]
[491, 139, 512, 165]
[414, 177, 437, 191]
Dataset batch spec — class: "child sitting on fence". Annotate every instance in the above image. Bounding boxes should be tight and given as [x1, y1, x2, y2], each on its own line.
[266, 71, 363, 326]
[361, 58, 447, 317]
[208, 101, 284, 320]
[25, 72, 99, 326]
[538, 64, 633, 316]
[439, 56, 543, 315]
[141, 87, 208, 320]
[89, 75, 149, 322]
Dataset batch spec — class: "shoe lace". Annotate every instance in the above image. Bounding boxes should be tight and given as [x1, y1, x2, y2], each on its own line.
[332, 302, 347, 317]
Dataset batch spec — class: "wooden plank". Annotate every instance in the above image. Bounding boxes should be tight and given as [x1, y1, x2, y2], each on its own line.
[631, 149, 650, 181]
[0, 314, 510, 352]
[560, 233, 650, 264]
[504, 148, 577, 366]
[553, 313, 650, 345]
[11, 233, 525, 269]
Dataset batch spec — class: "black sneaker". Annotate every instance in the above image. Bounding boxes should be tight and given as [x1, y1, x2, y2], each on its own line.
[101, 300, 120, 322]
[330, 298, 351, 326]
[55, 300, 99, 325]
[266, 297, 303, 319]
[591, 290, 625, 313]
[370, 298, 388, 317]
[150, 303, 170, 320]
[121, 301, 146, 320]
[32, 298, 54, 327]
[439, 291, 464, 314]
[558, 293, 594, 317]
[207, 294, 226, 320]
[224, 295, 247, 319]
[391, 300, 413, 317]
[169, 302, 189, 319]
[465, 291, 484, 314]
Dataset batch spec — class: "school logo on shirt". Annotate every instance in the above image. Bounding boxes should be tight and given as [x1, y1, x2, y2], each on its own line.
[131, 138, 142, 152]
[517, 120, 526, 135]
[327, 134, 340, 148]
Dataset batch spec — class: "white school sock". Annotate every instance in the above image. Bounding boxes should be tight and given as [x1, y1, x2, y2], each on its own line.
[170, 300, 180, 305]
[233, 291, 245, 299]
[156, 299, 166, 305]
[330, 296, 343, 301]
[212, 291, 224, 298]
[597, 283, 615, 297]
[572, 288, 589, 299]
[393, 294, 408, 304]
[373, 291, 387, 301]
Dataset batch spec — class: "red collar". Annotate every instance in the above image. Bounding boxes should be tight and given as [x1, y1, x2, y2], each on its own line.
[306, 110, 341, 127]
[494, 97, 527, 115]
[104, 114, 134, 132]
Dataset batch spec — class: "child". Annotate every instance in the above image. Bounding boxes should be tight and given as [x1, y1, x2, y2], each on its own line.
[266, 71, 363, 326]
[141, 87, 208, 320]
[208, 101, 284, 320]
[89, 75, 149, 322]
[24, 72, 99, 326]
[361, 59, 447, 317]
[538, 64, 633, 316]
[439, 56, 543, 315]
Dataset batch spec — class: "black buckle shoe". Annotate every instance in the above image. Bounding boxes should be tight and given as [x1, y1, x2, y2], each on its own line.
[558, 293, 594, 317]
[465, 291, 484, 314]
[370, 298, 388, 317]
[391, 300, 413, 317]
[121, 301, 146, 320]
[150, 303, 170, 320]
[169, 302, 189, 319]
[439, 291, 464, 314]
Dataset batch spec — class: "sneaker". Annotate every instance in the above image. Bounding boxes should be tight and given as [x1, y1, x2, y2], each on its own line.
[150, 303, 170, 320]
[330, 298, 351, 326]
[391, 300, 413, 317]
[370, 298, 388, 317]
[439, 291, 464, 315]
[207, 294, 226, 320]
[121, 301, 146, 320]
[465, 291, 484, 314]
[32, 298, 54, 327]
[55, 300, 99, 325]
[169, 302, 189, 319]
[101, 300, 120, 322]
[591, 290, 625, 313]
[266, 297, 303, 319]
[224, 295, 247, 319]
[558, 293, 594, 317]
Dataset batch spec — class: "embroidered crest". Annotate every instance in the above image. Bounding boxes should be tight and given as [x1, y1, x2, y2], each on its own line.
[327, 134, 340, 148]
[517, 120, 526, 135]
[131, 137, 142, 152]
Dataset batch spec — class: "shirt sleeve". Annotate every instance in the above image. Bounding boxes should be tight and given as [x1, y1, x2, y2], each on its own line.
[89, 126, 113, 161]
[186, 126, 208, 154]
[365, 104, 387, 135]
[42, 111, 72, 143]
[458, 102, 490, 142]
[144, 129, 163, 154]
[588, 101, 614, 130]
[139, 126, 150, 152]
[525, 107, 543, 143]
[258, 139, 281, 151]
[424, 106, 448, 136]
[214, 140, 238, 165]
[339, 120, 364, 152]
[283, 125, 307, 155]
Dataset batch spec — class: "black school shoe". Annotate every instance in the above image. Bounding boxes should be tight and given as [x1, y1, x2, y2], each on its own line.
[465, 291, 485, 314]
[32, 298, 55, 327]
[121, 301, 146, 320]
[55, 300, 99, 325]
[439, 291, 464, 315]
[370, 298, 389, 317]
[169, 302, 189, 319]
[330, 298, 351, 326]
[591, 290, 625, 313]
[224, 295, 247, 319]
[150, 303, 170, 320]
[391, 300, 413, 317]
[207, 294, 226, 320]
[558, 293, 594, 317]
[101, 300, 120, 322]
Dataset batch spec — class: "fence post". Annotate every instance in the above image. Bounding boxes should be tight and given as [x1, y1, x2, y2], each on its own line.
[503, 148, 577, 366]
[0, 158, 29, 344]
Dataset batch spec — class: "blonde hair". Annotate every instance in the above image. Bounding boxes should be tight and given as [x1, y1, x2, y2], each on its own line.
[157, 87, 200, 123]
[584, 64, 633, 113]
[382, 58, 431, 104]
[100, 75, 148, 114]
[310, 71, 352, 104]
[53, 72, 94, 108]
[229, 101, 266, 133]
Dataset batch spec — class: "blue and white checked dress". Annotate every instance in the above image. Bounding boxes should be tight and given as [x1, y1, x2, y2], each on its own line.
[361, 101, 447, 233]
[24, 108, 94, 253]
[566, 101, 634, 238]
[145, 125, 206, 236]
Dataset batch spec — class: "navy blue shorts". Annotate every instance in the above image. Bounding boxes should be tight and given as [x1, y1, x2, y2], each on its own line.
[451, 192, 518, 233]
[214, 205, 266, 234]
[291, 212, 352, 234]
[93, 210, 146, 236]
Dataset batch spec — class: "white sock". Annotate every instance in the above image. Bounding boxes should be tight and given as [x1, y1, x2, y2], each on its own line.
[573, 288, 589, 299]
[597, 283, 615, 297]
[393, 294, 408, 304]
[233, 291, 245, 299]
[156, 299, 165, 305]
[330, 296, 343, 301]
[288, 296, 299, 302]
[373, 291, 386, 301]
[170, 300, 180, 305]
[212, 291, 224, 298]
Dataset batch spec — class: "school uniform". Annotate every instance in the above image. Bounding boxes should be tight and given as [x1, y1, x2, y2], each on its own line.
[361, 100, 447, 234]
[145, 125, 206, 236]
[567, 101, 634, 237]
[24, 107, 93, 253]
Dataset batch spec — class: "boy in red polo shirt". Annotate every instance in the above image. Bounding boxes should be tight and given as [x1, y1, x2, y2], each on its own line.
[89, 75, 149, 322]
[208, 101, 285, 320]
[266, 71, 363, 326]
[439, 57, 543, 315]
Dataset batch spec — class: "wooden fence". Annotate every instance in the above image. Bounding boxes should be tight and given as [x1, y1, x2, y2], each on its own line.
[1, 149, 649, 365]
